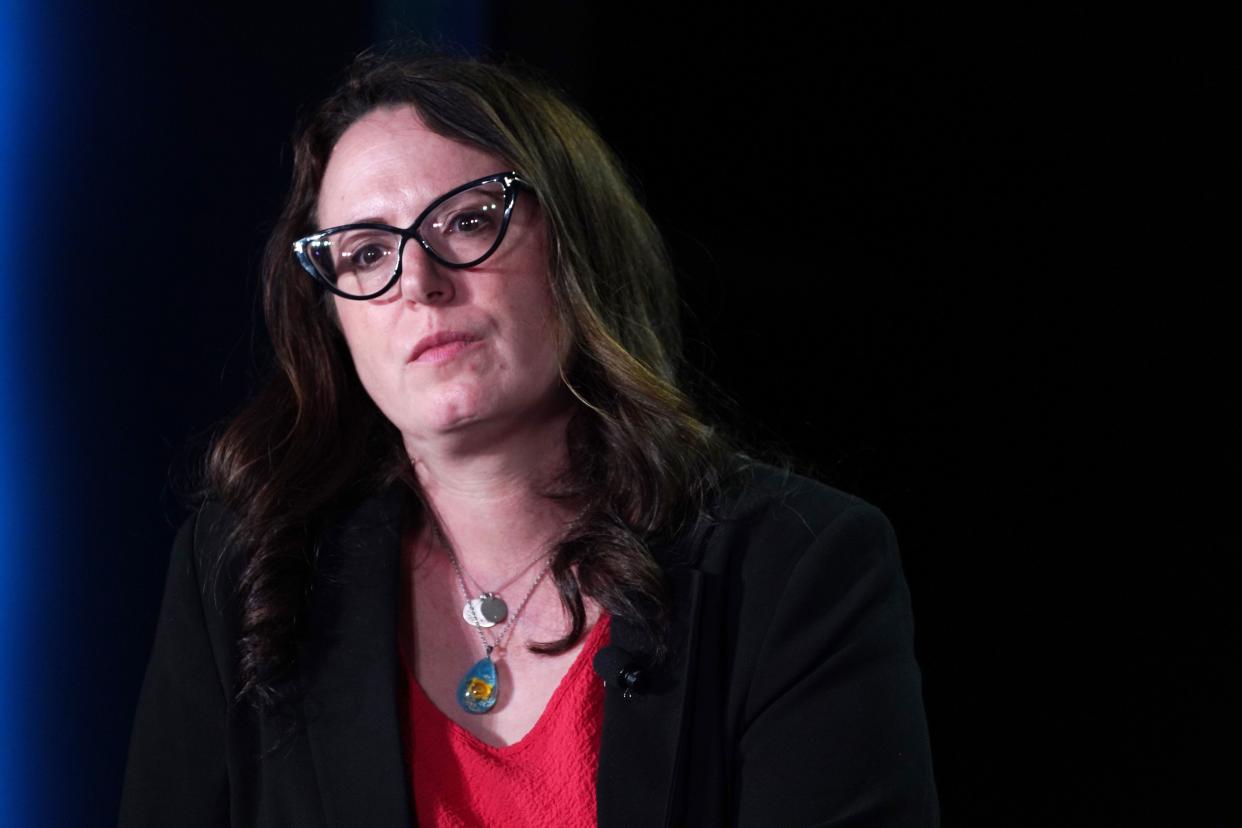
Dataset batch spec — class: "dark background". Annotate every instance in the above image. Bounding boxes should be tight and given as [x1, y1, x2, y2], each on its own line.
[4, 2, 1229, 826]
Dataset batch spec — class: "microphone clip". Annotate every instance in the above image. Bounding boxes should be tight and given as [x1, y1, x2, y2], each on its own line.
[594, 645, 646, 700]
[614, 665, 643, 700]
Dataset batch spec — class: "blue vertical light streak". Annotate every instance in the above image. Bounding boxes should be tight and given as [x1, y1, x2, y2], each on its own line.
[0, 0, 26, 813]
[1, 0, 47, 822]
[0, 0, 26, 817]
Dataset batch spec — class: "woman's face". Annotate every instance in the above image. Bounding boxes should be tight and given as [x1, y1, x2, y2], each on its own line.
[316, 105, 570, 454]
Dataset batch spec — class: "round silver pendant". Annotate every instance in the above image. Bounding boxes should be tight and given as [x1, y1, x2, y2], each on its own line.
[463, 597, 496, 628]
[478, 593, 508, 624]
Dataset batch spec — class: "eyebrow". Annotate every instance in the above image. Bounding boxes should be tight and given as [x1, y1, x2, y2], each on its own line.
[331, 215, 409, 230]
[347, 216, 395, 226]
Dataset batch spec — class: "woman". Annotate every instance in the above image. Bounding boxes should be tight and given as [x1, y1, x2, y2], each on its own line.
[120, 52, 939, 827]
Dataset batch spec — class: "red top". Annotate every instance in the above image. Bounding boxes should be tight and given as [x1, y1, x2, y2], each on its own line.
[397, 612, 610, 828]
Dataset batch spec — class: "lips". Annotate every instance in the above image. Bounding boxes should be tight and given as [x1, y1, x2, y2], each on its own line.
[410, 330, 482, 362]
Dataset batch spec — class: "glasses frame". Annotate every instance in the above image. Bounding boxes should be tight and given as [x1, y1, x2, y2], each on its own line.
[292, 171, 527, 301]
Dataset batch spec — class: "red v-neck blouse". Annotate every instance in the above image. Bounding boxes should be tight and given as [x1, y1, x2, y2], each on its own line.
[397, 610, 610, 828]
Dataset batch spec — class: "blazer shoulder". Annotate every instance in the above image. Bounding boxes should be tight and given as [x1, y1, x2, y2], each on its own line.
[151, 502, 250, 691]
[172, 499, 247, 608]
[717, 458, 889, 538]
[689, 459, 902, 596]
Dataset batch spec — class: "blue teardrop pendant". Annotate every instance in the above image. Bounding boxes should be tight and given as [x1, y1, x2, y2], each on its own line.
[457, 656, 499, 714]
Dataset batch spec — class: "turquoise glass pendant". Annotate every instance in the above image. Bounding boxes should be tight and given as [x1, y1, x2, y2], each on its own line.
[457, 656, 499, 714]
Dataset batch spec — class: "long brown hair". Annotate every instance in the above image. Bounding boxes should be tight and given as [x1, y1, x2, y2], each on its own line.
[205, 49, 741, 711]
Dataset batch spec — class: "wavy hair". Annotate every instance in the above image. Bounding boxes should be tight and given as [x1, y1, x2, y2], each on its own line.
[204, 50, 741, 711]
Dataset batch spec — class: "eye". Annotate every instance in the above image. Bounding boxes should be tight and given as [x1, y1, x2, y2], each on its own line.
[354, 244, 390, 268]
[445, 208, 496, 235]
[340, 236, 397, 272]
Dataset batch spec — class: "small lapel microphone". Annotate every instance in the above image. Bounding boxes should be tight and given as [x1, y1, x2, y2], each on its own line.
[593, 646, 645, 700]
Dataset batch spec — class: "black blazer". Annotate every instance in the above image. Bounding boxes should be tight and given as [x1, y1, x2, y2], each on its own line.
[120, 462, 939, 826]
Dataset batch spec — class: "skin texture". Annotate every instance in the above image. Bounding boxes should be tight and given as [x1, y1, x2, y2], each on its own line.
[317, 106, 597, 746]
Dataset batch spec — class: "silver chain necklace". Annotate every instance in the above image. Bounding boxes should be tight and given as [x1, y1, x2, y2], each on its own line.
[455, 549, 549, 629]
[427, 518, 552, 630]
[444, 543, 555, 714]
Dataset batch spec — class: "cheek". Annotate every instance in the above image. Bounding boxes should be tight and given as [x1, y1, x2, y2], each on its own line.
[335, 305, 391, 386]
[505, 282, 563, 369]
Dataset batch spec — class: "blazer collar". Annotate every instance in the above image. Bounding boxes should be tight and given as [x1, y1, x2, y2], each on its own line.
[297, 483, 413, 828]
[596, 565, 705, 828]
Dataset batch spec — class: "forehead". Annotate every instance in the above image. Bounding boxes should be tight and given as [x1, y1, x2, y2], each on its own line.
[316, 105, 505, 228]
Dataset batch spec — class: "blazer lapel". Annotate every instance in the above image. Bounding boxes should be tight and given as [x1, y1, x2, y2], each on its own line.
[596, 566, 705, 828]
[297, 485, 414, 828]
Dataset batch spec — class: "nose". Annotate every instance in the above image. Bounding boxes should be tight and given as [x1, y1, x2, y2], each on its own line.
[396, 239, 456, 305]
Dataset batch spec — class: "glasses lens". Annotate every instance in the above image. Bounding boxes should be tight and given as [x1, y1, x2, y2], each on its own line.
[306, 228, 402, 297]
[421, 181, 508, 265]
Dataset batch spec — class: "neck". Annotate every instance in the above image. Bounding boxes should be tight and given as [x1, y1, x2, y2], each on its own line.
[404, 405, 581, 581]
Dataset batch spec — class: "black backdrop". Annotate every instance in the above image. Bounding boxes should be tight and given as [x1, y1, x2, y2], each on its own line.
[23, 2, 1226, 826]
